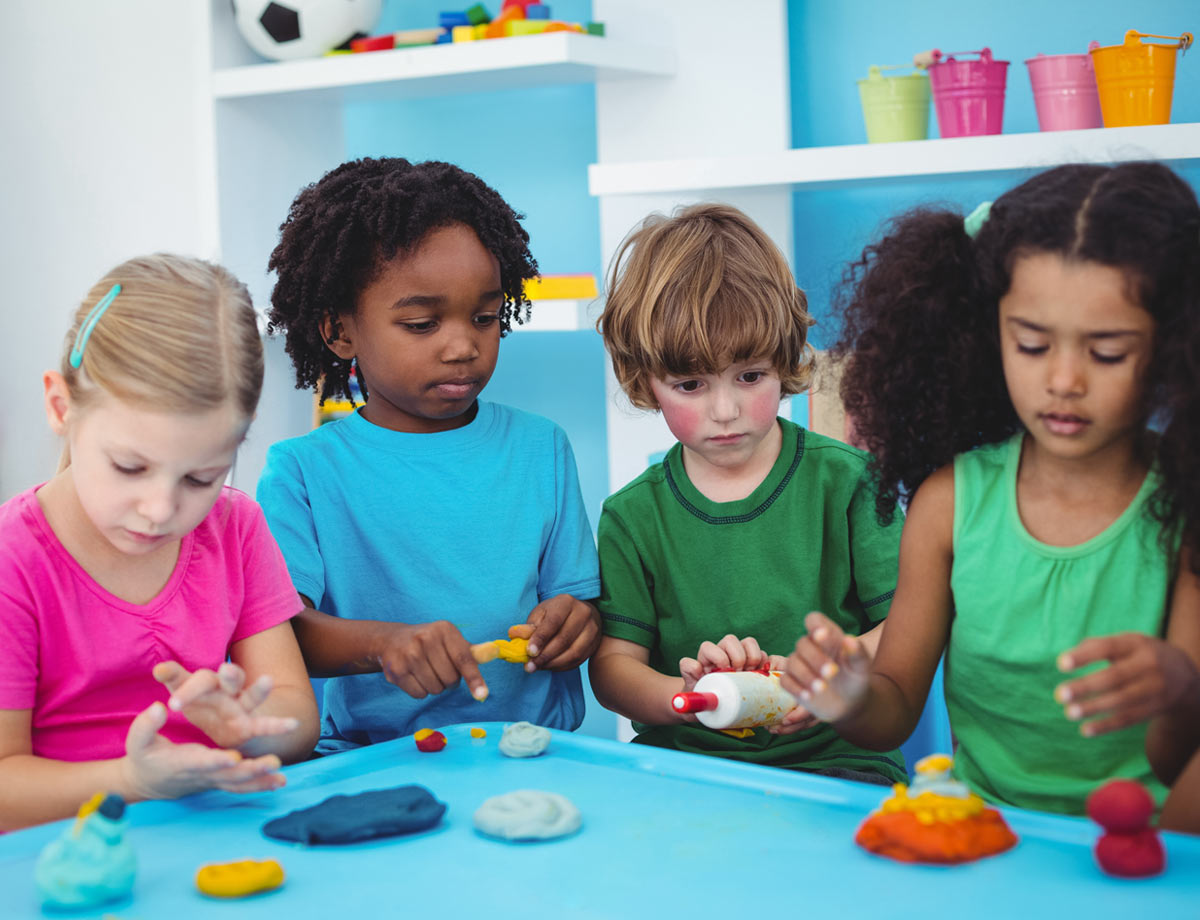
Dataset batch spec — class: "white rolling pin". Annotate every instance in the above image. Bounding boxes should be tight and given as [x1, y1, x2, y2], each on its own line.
[671, 670, 797, 729]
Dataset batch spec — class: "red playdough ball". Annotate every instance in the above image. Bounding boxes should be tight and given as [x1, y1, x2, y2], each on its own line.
[414, 729, 447, 753]
[1094, 828, 1165, 878]
[1086, 779, 1155, 832]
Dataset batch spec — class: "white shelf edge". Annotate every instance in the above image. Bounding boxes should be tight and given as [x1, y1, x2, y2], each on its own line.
[212, 32, 674, 101]
[588, 123, 1200, 196]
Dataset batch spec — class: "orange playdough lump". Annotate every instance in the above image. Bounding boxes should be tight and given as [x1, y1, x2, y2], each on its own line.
[856, 807, 1017, 863]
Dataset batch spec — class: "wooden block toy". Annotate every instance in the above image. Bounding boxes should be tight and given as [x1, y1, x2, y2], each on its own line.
[439, 11, 471, 29]
[350, 34, 395, 52]
[466, 3, 491, 25]
[543, 21, 585, 33]
[523, 274, 599, 300]
[394, 28, 446, 45]
[452, 25, 477, 42]
[587, 22, 605, 36]
[526, 3, 551, 18]
[502, 0, 541, 9]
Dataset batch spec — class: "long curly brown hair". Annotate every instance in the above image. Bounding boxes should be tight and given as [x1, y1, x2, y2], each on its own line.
[834, 162, 1200, 569]
[267, 157, 538, 405]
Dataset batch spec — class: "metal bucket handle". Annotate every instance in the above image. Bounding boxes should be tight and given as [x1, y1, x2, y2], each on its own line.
[1120, 30, 1193, 52]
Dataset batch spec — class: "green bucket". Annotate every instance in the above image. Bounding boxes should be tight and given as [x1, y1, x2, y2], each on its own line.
[857, 65, 931, 143]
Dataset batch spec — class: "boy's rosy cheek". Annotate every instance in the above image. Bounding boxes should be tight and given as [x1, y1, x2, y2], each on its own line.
[661, 402, 703, 443]
[747, 390, 782, 426]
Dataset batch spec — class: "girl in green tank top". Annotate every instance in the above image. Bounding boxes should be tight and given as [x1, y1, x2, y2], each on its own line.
[778, 163, 1200, 831]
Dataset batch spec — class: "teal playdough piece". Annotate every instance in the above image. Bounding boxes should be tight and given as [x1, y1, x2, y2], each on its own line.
[36, 795, 136, 910]
[263, 784, 446, 845]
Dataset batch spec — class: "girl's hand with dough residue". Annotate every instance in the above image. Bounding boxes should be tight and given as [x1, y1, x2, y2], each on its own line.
[780, 612, 872, 723]
[1055, 632, 1200, 737]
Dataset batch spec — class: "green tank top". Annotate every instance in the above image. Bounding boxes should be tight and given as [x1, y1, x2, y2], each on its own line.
[947, 434, 1173, 815]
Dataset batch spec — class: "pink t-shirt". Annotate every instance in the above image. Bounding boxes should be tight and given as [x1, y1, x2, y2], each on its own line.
[0, 486, 302, 762]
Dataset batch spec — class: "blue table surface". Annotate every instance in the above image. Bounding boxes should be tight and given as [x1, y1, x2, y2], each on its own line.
[2, 723, 1197, 919]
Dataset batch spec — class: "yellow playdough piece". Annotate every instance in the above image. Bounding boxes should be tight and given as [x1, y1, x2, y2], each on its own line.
[470, 727, 487, 739]
[72, 792, 107, 836]
[719, 727, 756, 739]
[196, 859, 284, 898]
[493, 637, 530, 663]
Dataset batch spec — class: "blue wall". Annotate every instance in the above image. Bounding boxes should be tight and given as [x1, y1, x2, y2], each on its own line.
[788, 0, 1200, 347]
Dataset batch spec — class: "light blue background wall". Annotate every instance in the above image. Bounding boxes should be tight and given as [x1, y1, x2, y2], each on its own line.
[788, 0, 1200, 347]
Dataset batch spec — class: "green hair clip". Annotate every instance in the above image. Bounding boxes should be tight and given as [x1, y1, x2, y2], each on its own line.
[963, 201, 993, 239]
[69, 284, 121, 369]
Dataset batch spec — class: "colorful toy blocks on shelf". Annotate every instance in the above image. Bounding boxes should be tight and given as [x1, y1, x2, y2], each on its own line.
[395, 28, 446, 46]
[510, 20, 549, 36]
[523, 274, 599, 301]
[439, 11, 471, 29]
[434, 4, 597, 43]
[351, 34, 395, 53]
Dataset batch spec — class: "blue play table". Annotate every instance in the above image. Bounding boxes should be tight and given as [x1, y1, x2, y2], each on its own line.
[1, 723, 1197, 918]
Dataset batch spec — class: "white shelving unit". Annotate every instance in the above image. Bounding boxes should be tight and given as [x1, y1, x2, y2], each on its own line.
[198, 0, 674, 492]
[212, 31, 674, 103]
[590, 123, 1200, 196]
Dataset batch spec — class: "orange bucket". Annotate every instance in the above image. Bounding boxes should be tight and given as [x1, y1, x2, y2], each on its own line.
[1090, 29, 1192, 126]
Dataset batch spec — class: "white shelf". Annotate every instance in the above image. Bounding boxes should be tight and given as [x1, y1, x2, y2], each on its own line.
[589, 123, 1200, 196]
[212, 32, 675, 103]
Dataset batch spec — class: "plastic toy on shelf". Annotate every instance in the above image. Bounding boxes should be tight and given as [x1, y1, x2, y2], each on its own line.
[332, 3, 604, 51]
[232, 0, 383, 60]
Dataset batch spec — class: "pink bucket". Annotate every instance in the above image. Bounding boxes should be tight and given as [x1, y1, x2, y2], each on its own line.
[1026, 51, 1103, 131]
[928, 47, 1010, 137]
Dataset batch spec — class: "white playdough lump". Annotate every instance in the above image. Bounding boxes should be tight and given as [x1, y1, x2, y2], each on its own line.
[473, 790, 582, 842]
[498, 721, 551, 757]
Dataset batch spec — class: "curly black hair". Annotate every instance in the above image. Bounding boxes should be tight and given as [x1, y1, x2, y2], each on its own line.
[266, 157, 539, 404]
[834, 162, 1200, 569]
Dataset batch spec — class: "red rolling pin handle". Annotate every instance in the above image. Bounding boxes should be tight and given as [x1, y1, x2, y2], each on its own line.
[672, 691, 720, 713]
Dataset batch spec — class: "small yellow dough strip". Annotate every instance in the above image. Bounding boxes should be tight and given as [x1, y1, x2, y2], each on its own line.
[470, 624, 534, 664]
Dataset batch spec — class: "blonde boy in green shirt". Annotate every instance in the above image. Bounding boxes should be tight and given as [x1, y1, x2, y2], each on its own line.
[589, 203, 905, 783]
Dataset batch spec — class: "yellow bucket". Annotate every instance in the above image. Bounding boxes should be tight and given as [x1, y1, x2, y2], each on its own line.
[1090, 29, 1192, 126]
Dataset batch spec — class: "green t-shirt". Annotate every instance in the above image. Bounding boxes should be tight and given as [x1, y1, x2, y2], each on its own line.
[597, 419, 906, 781]
[948, 434, 1174, 815]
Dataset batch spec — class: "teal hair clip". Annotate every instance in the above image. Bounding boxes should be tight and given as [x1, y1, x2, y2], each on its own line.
[69, 284, 121, 369]
[963, 201, 993, 239]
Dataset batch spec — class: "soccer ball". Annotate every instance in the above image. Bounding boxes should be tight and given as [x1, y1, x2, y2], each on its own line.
[231, 0, 384, 61]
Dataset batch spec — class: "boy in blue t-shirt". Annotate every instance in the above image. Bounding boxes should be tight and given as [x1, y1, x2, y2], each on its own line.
[257, 158, 601, 754]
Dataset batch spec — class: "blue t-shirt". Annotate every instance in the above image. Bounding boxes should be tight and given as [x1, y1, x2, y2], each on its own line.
[257, 401, 600, 754]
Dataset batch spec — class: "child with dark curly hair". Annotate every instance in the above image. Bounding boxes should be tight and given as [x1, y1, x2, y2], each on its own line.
[781, 162, 1200, 824]
[257, 158, 601, 755]
[589, 203, 907, 785]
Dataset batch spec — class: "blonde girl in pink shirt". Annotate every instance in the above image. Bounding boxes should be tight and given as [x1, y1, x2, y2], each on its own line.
[0, 254, 319, 830]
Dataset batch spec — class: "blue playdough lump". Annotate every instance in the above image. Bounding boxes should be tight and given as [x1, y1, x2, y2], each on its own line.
[263, 784, 446, 845]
